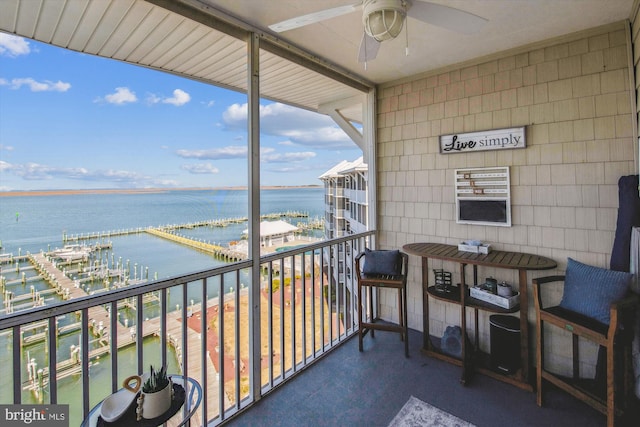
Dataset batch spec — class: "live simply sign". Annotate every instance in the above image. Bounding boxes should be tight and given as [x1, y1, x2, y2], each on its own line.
[440, 127, 526, 154]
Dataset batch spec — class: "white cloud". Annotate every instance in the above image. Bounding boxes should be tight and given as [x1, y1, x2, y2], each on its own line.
[146, 94, 161, 104]
[104, 87, 137, 105]
[222, 102, 355, 149]
[267, 164, 316, 173]
[163, 89, 190, 106]
[281, 127, 350, 146]
[147, 89, 191, 106]
[223, 103, 249, 123]
[176, 144, 315, 165]
[181, 163, 220, 174]
[0, 77, 70, 92]
[261, 151, 316, 163]
[0, 144, 15, 151]
[176, 146, 247, 160]
[2, 161, 175, 187]
[0, 160, 13, 171]
[0, 34, 31, 57]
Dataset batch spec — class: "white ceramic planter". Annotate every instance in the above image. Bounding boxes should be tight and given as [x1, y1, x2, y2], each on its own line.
[124, 374, 173, 420]
[138, 380, 172, 419]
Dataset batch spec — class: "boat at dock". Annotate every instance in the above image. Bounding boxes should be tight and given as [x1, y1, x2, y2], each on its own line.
[49, 243, 113, 262]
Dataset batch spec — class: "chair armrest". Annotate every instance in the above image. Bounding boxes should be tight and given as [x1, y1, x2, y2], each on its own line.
[611, 293, 639, 311]
[532, 275, 566, 286]
[532, 275, 566, 313]
[609, 293, 639, 338]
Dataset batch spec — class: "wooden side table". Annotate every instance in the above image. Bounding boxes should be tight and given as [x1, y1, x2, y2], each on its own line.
[403, 242, 556, 391]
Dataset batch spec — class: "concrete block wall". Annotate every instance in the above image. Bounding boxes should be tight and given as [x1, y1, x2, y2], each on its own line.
[375, 21, 637, 377]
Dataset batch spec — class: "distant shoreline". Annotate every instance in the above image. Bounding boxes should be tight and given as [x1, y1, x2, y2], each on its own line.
[0, 185, 322, 197]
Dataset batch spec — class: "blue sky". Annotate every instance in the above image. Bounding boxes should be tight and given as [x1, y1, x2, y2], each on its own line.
[0, 33, 361, 191]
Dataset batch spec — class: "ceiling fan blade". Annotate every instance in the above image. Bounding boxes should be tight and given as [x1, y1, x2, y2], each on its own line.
[358, 33, 381, 63]
[409, 1, 488, 35]
[269, 3, 362, 33]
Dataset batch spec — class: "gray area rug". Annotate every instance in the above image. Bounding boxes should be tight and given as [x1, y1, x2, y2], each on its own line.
[388, 396, 475, 427]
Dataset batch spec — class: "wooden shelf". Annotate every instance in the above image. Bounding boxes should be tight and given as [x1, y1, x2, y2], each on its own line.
[427, 286, 520, 314]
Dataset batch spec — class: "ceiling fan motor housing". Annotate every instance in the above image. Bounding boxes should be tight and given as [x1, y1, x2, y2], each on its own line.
[363, 0, 407, 42]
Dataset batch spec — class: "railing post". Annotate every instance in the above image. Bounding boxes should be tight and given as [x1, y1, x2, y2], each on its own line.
[199, 279, 208, 422]
[81, 308, 90, 418]
[12, 325, 20, 404]
[48, 316, 58, 403]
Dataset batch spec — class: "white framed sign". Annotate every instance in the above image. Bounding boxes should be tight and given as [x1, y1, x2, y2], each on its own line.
[440, 126, 526, 154]
[455, 167, 511, 227]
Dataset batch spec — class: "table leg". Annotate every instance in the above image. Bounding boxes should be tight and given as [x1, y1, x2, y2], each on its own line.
[473, 265, 479, 350]
[422, 256, 430, 350]
[518, 269, 529, 385]
[460, 263, 468, 385]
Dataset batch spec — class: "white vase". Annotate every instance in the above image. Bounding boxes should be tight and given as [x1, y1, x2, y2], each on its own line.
[138, 379, 172, 419]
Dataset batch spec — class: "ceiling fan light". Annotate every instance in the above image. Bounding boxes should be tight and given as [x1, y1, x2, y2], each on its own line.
[363, 0, 406, 42]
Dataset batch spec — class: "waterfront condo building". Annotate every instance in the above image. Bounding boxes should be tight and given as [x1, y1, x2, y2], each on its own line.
[319, 157, 368, 292]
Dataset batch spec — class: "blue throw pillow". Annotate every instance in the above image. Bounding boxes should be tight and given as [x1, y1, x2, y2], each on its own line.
[559, 258, 632, 324]
[363, 248, 401, 276]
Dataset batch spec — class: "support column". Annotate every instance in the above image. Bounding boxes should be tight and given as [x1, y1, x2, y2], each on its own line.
[364, 88, 377, 233]
[248, 32, 262, 402]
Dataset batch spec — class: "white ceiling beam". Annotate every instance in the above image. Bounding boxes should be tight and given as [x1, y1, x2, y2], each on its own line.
[319, 95, 364, 112]
[319, 96, 364, 149]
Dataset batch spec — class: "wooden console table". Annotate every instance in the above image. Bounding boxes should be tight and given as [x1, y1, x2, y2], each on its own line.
[403, 242, 556, 391]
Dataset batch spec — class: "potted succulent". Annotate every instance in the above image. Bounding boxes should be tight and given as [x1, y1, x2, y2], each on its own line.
[136, 365, 172, 420]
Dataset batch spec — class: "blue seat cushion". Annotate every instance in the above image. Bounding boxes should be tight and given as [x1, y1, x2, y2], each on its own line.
[559, 258, 632, 325]
[363, 248, 401, 276]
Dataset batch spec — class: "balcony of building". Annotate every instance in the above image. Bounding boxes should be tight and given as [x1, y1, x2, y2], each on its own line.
[2, 234, 637, 426]
[2, 1, 640, 426]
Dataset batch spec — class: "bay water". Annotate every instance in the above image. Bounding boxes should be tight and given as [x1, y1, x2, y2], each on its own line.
[0, 187, 325, 425]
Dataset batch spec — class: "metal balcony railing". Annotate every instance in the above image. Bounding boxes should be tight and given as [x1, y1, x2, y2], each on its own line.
[0, 232, 373, 426]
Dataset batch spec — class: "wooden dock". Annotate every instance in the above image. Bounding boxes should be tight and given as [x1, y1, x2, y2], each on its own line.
[145, 228, 247, 262]
[61, 212, 309, 244]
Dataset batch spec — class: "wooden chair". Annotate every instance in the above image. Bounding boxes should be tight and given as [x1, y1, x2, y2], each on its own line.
[355, 250, 409, 357]
[533, 275, 636, 427]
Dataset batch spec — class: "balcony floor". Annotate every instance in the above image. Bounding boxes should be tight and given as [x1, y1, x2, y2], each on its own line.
[224, 327, 637, 426]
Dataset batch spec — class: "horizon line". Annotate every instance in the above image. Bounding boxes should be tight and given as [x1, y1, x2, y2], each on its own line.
[0, 185, 322, 197]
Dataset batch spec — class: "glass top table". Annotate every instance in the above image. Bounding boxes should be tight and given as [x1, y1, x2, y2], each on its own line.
[81, 375, 202, 427]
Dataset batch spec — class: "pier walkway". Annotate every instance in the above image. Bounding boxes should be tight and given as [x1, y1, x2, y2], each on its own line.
[145, 228, 247, 261]
[61, 212, 310, 244]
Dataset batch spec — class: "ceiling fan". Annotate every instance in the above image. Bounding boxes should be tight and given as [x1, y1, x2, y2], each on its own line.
[269, 0, 488, 64]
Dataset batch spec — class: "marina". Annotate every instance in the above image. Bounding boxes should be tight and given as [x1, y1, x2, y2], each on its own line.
[1, 210, 322, 316]
[6, 287, 243, 422]
[0, 187, 328, 424]
[1, 199, 325, 404]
